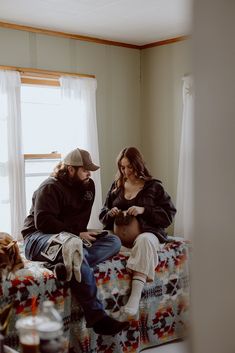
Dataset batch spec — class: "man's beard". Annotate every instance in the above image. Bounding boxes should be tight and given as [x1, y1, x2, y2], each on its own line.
[70, 174, 90, 189]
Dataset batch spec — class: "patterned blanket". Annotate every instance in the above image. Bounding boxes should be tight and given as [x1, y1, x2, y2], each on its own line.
[0, 237, 190, 352]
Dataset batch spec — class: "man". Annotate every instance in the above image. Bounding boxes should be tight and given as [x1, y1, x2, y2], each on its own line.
[21, 147, 129, 335]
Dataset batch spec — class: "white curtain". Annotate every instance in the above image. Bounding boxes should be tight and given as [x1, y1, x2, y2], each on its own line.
[174, 75, 194, 239]
[60, 76, 102, 229]
[0, 70, 26, 239]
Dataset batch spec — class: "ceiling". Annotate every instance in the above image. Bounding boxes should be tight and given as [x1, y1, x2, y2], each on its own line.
[0, 0, 193, 46]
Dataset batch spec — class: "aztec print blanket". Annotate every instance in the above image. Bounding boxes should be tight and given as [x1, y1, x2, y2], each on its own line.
[0, 237, 190, 353]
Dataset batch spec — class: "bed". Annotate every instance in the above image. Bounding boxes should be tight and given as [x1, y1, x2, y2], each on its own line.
[0, 237, 190, 353]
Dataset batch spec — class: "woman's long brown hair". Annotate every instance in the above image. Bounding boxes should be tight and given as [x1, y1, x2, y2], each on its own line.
[114, 147, 152, 190]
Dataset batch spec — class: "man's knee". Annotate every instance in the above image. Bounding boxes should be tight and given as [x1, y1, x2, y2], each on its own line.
[106, 234, 121, 253]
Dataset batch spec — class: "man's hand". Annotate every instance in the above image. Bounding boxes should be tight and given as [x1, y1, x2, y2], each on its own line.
[127, 206, 145, 216]
[79, 231, 97, 243]
[108, 207, 120, 217]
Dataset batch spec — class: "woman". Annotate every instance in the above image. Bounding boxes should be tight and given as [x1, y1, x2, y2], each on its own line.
[99, 147, 176, 319]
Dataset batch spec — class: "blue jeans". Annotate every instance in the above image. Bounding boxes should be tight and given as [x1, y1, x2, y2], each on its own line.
[24, 231, 121, 327]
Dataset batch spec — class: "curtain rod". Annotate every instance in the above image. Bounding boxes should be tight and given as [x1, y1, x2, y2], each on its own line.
[0, 65, 95, 79]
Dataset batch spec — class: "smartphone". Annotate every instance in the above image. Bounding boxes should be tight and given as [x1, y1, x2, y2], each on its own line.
[82, 238, 92, 247]
[95, 231, 109, 239]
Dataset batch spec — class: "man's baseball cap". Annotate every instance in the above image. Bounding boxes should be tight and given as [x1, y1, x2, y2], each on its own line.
[63, 148, 100, 171]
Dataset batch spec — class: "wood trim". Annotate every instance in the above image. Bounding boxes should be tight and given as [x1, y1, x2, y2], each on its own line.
[140, 35, 190, 49]
[24, 153, 61, 160]
[0, 21, 140, 49]
[0, 21, 189, 49]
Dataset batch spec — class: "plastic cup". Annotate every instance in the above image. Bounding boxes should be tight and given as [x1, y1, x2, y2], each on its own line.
[38, 321, 63, 353]
[15, 316, 44, 353]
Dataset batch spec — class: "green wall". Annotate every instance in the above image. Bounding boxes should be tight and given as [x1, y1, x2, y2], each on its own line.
[0, 27, 191, 217]
[141, 40, 192, 202]
[0, 28, 141, 198]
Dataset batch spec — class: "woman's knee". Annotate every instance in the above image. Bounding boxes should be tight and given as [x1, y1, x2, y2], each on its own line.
[134, 232, 159, 248]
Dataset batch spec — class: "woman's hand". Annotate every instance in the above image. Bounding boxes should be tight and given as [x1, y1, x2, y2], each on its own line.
[108, 207, 120, 217]
[127, 206, 145, 216]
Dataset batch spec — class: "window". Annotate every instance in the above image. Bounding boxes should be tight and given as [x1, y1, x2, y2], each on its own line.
[0, 68, 102, 238]
[21, 82, 98, 213]
[24, 153, 61, 213]
[21, 84, 65, 212]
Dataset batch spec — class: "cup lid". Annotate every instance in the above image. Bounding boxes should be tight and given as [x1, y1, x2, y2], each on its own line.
[37, 321, 62, 339]
[16, 316, 45, 330]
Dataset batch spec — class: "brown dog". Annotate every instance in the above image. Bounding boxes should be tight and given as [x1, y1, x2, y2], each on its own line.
[0, 232, 24, 281]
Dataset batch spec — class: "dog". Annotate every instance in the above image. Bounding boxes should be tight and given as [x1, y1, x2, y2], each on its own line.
[0, 232, 24, 281]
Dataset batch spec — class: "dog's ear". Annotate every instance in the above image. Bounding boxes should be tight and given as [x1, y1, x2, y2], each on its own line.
[5, 239, 24, 272]
[5, 240, 16, 249]
[0, 232, 24, 276]
[11, 241, 24, 271]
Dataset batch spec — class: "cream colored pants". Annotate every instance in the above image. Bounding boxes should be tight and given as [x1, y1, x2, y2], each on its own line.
[121, 232, 160, 282]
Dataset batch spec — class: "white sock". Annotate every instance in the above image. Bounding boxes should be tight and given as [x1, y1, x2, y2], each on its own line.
[124, 276, 146, 315]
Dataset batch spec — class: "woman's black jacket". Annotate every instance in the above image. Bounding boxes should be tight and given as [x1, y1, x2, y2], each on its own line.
[99, 179, 177, 243]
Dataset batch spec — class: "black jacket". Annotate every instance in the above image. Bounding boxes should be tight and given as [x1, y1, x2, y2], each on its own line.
[21, 176, 95, 239]
[99, 179, 176, 243]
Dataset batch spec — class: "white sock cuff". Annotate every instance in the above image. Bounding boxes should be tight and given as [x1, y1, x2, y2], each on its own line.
[132, 275, 146, 284]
